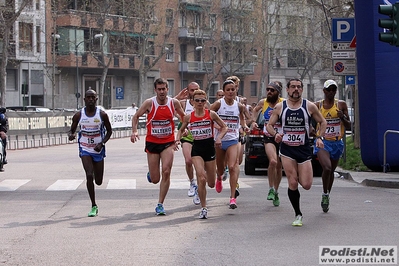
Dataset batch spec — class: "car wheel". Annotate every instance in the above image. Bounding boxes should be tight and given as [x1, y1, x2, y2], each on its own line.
[245, 159, 256, 175]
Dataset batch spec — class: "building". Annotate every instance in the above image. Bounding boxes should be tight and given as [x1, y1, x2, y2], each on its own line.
[1, 0, 351, 109]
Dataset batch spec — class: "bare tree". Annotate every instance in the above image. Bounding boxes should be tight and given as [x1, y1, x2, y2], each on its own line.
[0, 0, 31, 106]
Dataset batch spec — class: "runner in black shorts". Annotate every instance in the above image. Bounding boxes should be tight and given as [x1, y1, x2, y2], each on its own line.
[176, 89, 227, 219]
[191, 138, 215, 162]
[145, 141, 175, 154]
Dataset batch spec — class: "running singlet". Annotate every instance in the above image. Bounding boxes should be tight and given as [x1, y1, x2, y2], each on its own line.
[180, 99, 194, 142]
[188, 109, 213, 141]
[262, 97, 284, 137]
[78, 107, 105, 154]
[146, 96, 175, 144]
[216, 98, 240, 141]
[280, 99, 311, 146]
[317, 99, 344, 141]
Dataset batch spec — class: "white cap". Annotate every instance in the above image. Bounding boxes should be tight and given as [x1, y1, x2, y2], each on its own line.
[324, 80, 338, 88]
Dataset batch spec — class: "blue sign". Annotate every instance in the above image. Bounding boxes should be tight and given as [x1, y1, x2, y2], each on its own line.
[332, 18, 355, 42]
[116, 87, 124, 100]
[345, 75, 356, 85]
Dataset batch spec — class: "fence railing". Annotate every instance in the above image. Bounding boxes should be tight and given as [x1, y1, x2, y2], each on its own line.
[5, 108, 148, 150]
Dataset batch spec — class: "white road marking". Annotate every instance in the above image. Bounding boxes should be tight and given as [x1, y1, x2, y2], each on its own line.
[0, 179, 31, 191]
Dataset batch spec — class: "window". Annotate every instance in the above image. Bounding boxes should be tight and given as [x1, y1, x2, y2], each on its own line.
[165, 44, 174, 62]
[36, 26, 40, 53]
[167, 79, 175, 97]
[36, 0, 40, 9]
[19, 22, 33, 50]
[288, 49, 306, 67]
[250, 81, 257, 97]
[166, 9, 173, 27]
[210, 14, 217, 30]
[237, 81, 244, 96]
[180, 11, 186, 27]
[208, 82, 219, 103]
[210, 46, 217, 62]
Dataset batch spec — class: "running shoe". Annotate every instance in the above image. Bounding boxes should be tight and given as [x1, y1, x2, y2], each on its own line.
[273, 192, 280, 207]
[193, 185, 200, 205]
[88, 206, 98, 217]
[234, 183, 240, 198]
[146, 172, 152, 183]
[155, 203, 165, 215]
[222, 169, 228, 181]
[321, 194, 330, 213]
[229, 198, 237, 209]
[199, 208, 208, 219]
[292, 215, 303, 226]
[215, 177, 223, 193]
[188, 182, 196, 197]
[267, 188, 275, 200]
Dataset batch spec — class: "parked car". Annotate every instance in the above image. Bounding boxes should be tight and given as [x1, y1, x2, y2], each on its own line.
[244, 112, 323, 176]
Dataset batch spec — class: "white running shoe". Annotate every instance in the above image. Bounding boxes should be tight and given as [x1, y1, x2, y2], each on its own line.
[188, 182, 196, 197]
[199, 208, 208, 219]
[193, 185, 200, 205]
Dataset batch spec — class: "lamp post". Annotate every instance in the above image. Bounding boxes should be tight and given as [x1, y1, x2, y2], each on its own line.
[165, 46, 203, 91]
[51, 34, 60, 110]
[75, 33, 103, 109]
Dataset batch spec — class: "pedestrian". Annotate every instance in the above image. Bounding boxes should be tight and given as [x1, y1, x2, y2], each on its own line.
[251, 81, 285, 207]
[176, 89, 227, 219]
[68, 89, 113, 217]
[216, 89, 224, 100]
[210, 79, 250, 209]
[266, 78, 327, 226]
[0, 107, 8, 170]
[225, 76, 251, 198]
[177, 82, 210, 204]
[314, 80, 351, 213]
[130, 78, 185, 215]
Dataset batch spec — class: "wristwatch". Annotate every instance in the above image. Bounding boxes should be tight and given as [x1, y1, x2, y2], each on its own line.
[317, 136, 324, 141]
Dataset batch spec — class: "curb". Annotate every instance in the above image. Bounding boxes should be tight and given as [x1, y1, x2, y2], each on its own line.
[337, 170, 399, 189]
[360, 179, 399, 189]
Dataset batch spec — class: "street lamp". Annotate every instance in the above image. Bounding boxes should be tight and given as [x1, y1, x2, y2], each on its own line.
[165, 46, 203, 90]
[51, 34, 60, 110]
[75, 33, 103, 109]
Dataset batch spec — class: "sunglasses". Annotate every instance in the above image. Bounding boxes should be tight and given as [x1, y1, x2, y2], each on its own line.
[289, 85, 302, 89]
[325, 87, 337, 92]
[194, 98, 206, 103]
[266, 88, 276, 92]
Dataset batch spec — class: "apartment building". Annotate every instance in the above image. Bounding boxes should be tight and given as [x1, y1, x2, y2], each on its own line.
[2, 0, 344, 109]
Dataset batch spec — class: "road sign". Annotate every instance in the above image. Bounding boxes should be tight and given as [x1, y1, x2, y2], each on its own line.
[333, 59, 356, 75]
[116, 87, 124, 100]
[332, 18, 356, 42]
[345, 75, 356, 85]
[331, 43, 356, 51]
[332, 51, 356, 59]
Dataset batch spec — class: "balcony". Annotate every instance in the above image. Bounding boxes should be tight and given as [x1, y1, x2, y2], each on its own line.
[221, 0, 254, 10]
[221, 63, 255, 75]
[178, 27, 212, 39]
[179, 61, 213, 73]
[179, 0, 212, 6]
[222, 31, 254, 42]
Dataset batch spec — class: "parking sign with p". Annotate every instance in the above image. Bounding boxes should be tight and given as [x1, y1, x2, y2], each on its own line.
[332, 18, 355, 43]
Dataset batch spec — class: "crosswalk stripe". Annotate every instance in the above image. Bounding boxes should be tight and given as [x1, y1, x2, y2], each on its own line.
[0, 179, 31, 191]
[106, 179, 136, 189]
[0, 179, 252, 191]
[46, 179, 84, 191]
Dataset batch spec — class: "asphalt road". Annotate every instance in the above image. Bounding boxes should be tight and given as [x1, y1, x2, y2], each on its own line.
[0, 137, 398, 265]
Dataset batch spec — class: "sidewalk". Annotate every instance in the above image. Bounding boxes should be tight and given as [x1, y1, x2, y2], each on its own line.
[337, 167, 399, 189]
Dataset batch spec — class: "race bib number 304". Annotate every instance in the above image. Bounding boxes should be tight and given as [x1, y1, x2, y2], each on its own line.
[282, 126, 306, 146]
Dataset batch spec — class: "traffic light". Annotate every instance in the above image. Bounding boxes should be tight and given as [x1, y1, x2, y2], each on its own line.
[378, 3, 399, 46]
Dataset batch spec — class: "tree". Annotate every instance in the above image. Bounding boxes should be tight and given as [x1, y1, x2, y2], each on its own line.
[0, 0, 31, 106]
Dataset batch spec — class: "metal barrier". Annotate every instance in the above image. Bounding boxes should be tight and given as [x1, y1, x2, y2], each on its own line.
[383, 130, 399, 173]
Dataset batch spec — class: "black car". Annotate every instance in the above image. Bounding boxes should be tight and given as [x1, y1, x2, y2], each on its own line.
[244, 112, 322, 176]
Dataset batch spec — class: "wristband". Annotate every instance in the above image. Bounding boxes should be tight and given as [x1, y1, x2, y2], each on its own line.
[317, 136, 324, 141]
